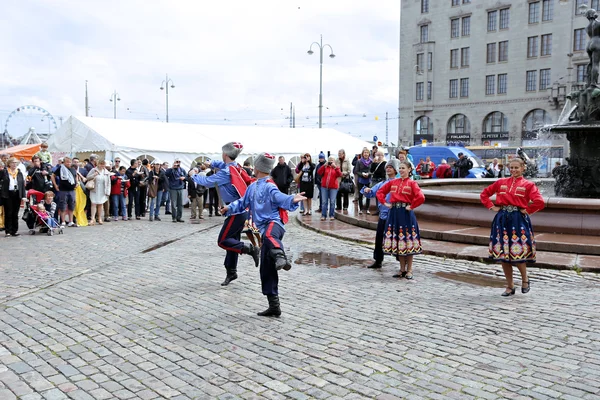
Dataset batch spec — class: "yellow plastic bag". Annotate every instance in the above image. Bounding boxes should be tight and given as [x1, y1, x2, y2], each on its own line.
[74, 185, 88, 227]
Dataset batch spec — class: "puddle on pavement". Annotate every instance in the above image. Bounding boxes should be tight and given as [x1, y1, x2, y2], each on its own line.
[434, 272, 506, 288]
[295, 252, 366, 268]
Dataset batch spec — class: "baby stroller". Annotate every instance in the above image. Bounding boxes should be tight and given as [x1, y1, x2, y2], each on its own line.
[24, 190, 63, 236]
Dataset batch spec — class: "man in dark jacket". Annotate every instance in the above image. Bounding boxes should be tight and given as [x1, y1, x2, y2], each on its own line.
[126, 159, 142, 219]
[454, 152, 473, 178]
[165, 158, 187, 222]
[314, 152, 326, 212]
[270, 156, 293, 194]
[27, 155, 52, 193]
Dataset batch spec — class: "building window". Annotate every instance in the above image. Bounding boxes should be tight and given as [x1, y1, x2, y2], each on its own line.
[486, 43, 496, 63]
[526, 70, 537, 91]
[593, 1, 600, 9]
[420, 25, 429, 43]
[522, 109, 551, 139]
[527, 36, 539, 58]
[529, 2, 540, 24]
[450, 49, 459, 69]
[542, 0, 553, 21]
[498, 74, 507, 94]
[499, 8, 510, 29]
[574, 29, 586, 51]
[461, 47, 470, 67]
[448, 114, 471, 135]
[452, 0, 460, 5]
[486, 75, 495, 95]
[427, 81, 432, 100]
[463, 0, 471, 3]
[462, 16, 471, 36]
[498, 41, 508, 62]
[421, 0, 429, 13]
[539, 69, 551, 90]
[427, 52, 433, 71]
[577, 64, 587, 83]
[488, 11, 497, 32]
[416, 53, 424, 73]
[416, 82, 424, 101]
[484, 111, 508, 133]
[415, 116, 432, 136]
[449, 79, 459, 98]
[451, 18, 460, 38]
[460, 78, 469, 97]
[541, 34, 552, 56]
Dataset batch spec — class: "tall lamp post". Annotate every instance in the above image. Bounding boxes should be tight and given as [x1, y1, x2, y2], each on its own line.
[160, 74, 175, 123]
[307, 35, 335, 128]
[109, 90, 121, 119]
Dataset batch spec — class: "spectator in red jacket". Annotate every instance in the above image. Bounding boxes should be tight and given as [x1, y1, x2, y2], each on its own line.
[434, 159, 452, 179]
[317, 156, 342, 221]
[110, 166, 130, 220]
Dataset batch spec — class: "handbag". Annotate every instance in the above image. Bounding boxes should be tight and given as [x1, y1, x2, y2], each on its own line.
[85, 178, 95, 190]
[339, 176, 354, 194]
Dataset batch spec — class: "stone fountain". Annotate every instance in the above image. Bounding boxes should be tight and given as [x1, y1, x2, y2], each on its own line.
[552, 8, 600, 198]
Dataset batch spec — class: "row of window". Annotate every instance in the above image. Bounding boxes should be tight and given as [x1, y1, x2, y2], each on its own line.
[487, 8, 510, 32]
[528, 1, 554, 24]
[414, 69, 552, 101]
[414, 110, 551, 137]
[450, 16, 470, 39]
[422, 0, 472, 13]
[527, 35, 552, 58]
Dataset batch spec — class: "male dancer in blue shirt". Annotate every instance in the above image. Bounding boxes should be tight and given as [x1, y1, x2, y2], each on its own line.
[221, 153, 306, 317]
[192, 142, 259, 286]
[361, 159, 400, 270]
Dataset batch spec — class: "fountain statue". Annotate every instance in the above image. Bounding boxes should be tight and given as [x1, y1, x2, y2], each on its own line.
[551, 8, 600, 198]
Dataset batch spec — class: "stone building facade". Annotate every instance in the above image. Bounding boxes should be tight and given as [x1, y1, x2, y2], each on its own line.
[398, 0, 590, 149]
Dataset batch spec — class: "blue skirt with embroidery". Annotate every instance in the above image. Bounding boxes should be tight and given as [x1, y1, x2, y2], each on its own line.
[382, 206, 422, 256]
[489, 209, 536, 263]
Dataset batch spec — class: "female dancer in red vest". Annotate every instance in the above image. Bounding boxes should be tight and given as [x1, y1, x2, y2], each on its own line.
[480, 158, 545, 296]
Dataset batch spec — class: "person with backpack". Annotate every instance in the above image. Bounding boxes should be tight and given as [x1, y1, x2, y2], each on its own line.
[454, 152, 473, 178]
[186, 168, 207, 222]
[221, 153, 306, 317]
[192, 142, 260, 286]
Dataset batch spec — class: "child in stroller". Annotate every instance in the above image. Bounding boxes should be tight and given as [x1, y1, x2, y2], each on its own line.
[25, 190, 62, 235]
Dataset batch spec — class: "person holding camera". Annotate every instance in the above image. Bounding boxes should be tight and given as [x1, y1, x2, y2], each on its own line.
[335, 149, 352, 211]
[295, 153, 315, 216]
[354, 147, 373, 215]
[0, 157, 27, 236]
[317, 156, 342, 221]
[27, 155, 52, 193]
[165, 158, 187, 222]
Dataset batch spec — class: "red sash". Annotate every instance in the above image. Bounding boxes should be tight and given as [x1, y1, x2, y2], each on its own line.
[229, 164, 254, 198]
[266, 178, 289, 224]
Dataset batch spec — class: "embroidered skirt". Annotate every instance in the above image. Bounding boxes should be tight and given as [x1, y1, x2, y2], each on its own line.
[382, 206, 422, 256]
[489, 209, 536, 263]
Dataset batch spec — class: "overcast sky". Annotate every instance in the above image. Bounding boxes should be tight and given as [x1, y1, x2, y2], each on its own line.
[0, 0, 400, 144]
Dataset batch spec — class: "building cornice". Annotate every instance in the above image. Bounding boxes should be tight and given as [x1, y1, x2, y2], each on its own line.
[400, 96, 549, 111]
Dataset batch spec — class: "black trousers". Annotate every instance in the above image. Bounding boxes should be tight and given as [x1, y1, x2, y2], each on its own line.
[336, 191, 349, 210]
[373, 217, 386, 264]
[260, 222, 285, 295]
[4, 191, 21, 235]
[128, 186, 140, 217]
[218, 211, 248, 272]
[208, 188, 219, 215]
[139, 185, 147, 216]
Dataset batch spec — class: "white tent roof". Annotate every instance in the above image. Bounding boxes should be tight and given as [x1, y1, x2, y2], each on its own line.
[47, 116, 372, 167]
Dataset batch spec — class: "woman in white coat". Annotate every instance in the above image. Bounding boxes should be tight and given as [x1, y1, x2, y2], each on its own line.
[86, 160, 111, 225]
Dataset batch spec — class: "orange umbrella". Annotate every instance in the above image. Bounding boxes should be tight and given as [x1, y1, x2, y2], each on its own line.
[1, 144, 41, 161]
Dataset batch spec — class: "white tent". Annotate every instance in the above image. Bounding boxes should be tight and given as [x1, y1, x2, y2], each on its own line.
[47, 116, 372, 168]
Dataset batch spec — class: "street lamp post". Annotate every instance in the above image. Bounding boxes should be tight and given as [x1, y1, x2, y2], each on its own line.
[160, 74, 175, 123]
[109, 90, 121, 119]
[307, 35, 335, 129]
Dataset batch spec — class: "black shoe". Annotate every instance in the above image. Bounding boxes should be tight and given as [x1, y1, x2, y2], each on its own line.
[172, 219, 177, 223]
[221, 272, 238, 286]
[209, 214, 213, 217]
[401, 271, 407, 278]
[165, 211, 172, 215]
[521, 281, 531, 294]
[257, 295, 281, 317]
[367, 261, 382, 269]
[501, 287, 516, 297]
[177, 219, 185, 223]
[136, 216, 141, 220]
[155, 216, 161, 221]
[10, 233, 20, 237]
[271, 249, 291, 271]
[243, 244, 260, 267]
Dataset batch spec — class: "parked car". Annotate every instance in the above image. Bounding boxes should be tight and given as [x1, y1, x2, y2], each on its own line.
[407, 146, 487, 178]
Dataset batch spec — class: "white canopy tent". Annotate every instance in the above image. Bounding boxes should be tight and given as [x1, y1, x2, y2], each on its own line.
[47, 116, 372, 169]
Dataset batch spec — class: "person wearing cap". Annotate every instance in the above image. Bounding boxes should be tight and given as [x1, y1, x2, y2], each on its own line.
[376, 160, 426, 279]
[362, 159, 400, 268]
[35, 142, 52, 165]
[165, 158, 187, 222]
[147, 160, 165, 221]
[192, 142, 260, 286]
[314, 152, 327, 212]
[221, 152, 306, 317]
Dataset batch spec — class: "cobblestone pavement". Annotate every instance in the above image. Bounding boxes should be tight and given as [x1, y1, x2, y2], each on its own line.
[1, 209, 600, 399]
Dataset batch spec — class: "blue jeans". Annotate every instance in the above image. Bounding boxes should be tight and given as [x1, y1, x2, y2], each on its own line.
[321, 187, 338, 218]
[111, 194, 126, 218]
[149, 191, 163, 217]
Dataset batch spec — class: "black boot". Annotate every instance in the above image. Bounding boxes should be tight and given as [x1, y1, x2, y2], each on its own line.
[367, 261, 382, 269]
[221, 269, 238, 286]
[257, 295, 281, 317]
[242, 244, 260, 267]
[270, 249, 291, 271]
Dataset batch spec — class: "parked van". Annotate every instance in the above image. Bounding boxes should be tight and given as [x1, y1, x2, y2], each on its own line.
[407, 146, 487, 178]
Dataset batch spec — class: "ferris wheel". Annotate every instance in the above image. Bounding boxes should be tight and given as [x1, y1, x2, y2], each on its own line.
[4, 105, 58, 144]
